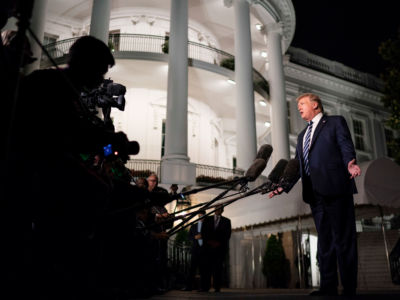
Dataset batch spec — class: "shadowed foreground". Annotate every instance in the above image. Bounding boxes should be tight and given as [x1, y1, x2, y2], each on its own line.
[150, 288, 400, 299]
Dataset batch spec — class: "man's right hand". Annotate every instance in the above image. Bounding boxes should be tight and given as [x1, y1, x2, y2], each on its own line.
[268, 187, 283, 198]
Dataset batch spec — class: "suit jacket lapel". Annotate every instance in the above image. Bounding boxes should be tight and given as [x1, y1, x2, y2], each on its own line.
[310, 115, 327, 150]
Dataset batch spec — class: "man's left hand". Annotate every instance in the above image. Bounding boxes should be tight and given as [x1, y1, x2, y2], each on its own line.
[268, 187, 283, 198]
[348, 159, 361, 179]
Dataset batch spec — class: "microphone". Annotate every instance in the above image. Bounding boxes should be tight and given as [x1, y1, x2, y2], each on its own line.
[244, 144, 273, 182]
[261, 159, 288, 193]
[277, 158, 300, 191]
[244, 158, 267, 182]
[256, 144, 273, 162]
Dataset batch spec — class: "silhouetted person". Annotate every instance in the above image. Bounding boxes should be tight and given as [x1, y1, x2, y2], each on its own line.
[182, 210, 206, 291]
[169, 183, 179, 196]
[201, 204, 231, 292]
[146, 173, 171, 292]
[136, 177, 149, 190]
[7, 35, 128, 299]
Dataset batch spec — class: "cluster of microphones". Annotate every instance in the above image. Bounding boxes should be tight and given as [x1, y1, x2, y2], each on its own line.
[138, 144, 300, 236]
[242, 144, 300, 193]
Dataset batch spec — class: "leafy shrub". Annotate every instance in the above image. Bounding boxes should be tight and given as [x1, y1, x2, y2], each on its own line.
[162, 36, 169, 54]
[174, 228, 190, 247]
[262, 234, 291, 288]
[196, 175, 226, 184]
[220, 57, 235, 70]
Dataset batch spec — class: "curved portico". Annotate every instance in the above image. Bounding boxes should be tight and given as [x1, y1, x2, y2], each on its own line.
[33, 0, 295, 184]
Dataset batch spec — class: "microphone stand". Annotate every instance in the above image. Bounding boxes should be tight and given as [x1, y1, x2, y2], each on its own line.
[167, 180, 241, 236]
[174, 176, 245, 199]
[170, 189, 245, 216]
[168, 180, 278, 236]
[168, 197, 238, 236]
[145, 188, 246, 229]
[104, 179, 246, 220]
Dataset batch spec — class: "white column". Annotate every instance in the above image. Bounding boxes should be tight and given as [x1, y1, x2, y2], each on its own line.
[89, 0, 111, 44]
[161, 0, 195, 185]
[234, 0, 257, 171]
[24, 0, 48, 75]
[267, 23, 290, 164]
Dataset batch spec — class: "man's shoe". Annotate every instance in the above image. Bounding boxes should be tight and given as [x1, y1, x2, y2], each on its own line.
[197, 289, 209, 293]
[214, 288, 220, 293]
[181, 287, 192, 291]
[309, 289, 338, 296]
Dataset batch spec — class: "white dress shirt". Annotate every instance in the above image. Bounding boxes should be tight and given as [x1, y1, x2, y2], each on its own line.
[303, 112, 323, 151]
[197, 221, 203, 246]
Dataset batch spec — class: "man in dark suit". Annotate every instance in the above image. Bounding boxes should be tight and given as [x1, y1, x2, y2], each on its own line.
[270, 93, 361, 296]
[147, 173, 171, 293]
[182, 209, 206, 291]
[201, 204, 231, 292]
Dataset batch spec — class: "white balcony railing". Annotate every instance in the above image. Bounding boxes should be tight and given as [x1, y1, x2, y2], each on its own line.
[40, 33, 269, 96]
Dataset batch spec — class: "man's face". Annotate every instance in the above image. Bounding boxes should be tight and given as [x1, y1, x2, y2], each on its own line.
[136, 179, 147, 190]
[297, 96, 318, 122]
[215, 206, 223, 216]
[147, 175, 157, 191]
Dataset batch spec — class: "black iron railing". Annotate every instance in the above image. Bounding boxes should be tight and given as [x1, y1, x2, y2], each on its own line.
[41, 34, 269, 94]
[195, 163, 244, 184]
[126, 159, 160, 179]
[168, 240, 191, 281]
[188, 40, 233, 65]
[125, 159, 244, 184]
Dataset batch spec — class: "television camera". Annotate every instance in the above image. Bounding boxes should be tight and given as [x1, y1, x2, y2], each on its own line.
[80, 78, 139, 180]
[81, 78, 127, 131]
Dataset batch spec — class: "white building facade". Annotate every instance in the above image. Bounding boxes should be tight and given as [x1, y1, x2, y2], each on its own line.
[5, 0, 394, 182]
[5, 0, 399, 291]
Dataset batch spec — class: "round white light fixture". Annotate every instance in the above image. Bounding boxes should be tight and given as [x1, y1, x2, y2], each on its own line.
[227, 79, 236, 85]
[264, 121, 271, 127]
[259, 100, 267, 107]
[261, 51, 268, 58]
[255, 23, 263, 31]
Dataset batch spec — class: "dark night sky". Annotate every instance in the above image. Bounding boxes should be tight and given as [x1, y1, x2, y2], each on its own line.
[290, 0, 400, 77]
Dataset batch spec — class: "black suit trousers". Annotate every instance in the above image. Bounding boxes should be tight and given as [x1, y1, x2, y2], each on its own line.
[203, 247, 226, 291]
[309, 190, 358, 292]
[187, 245, 205, 289]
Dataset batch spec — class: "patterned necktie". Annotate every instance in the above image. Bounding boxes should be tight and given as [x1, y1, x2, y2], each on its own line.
[303, 121, 313, 176]
[214, 216, 220, 229]
[197, 221, 203, 246]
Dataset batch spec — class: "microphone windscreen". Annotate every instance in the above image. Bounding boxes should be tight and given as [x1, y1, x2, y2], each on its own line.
[280, 159, 300, 183]
[245, 158, 267, 181]
[127, 141, 140, 155]
[256, 144, 273, 162]
[267, 159, 288, 183]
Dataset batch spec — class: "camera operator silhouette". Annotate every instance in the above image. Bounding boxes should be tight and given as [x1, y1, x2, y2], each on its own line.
[7, 35, 135, 299]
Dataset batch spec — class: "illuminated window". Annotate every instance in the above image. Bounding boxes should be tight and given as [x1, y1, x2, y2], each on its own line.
[352, 119, 365, 151]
